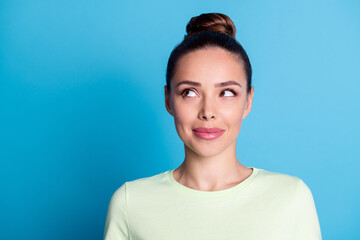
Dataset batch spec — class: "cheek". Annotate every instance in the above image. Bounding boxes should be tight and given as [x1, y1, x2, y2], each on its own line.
[223, 108, 243, 124]
[172, 100, 196, 128]
[173, 100, 196, 119]
[221, 101, 246, 129]
[172, 102, 198, 143]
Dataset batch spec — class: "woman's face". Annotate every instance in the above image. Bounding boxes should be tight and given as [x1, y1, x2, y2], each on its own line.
[165, 47, 254, 158]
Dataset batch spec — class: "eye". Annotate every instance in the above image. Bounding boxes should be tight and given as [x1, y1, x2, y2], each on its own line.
[220, 89, 237, 97]
[181, 88, 197, 98]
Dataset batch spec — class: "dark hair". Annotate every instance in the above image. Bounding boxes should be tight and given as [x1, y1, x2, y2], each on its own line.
[166, 13, 252, 94]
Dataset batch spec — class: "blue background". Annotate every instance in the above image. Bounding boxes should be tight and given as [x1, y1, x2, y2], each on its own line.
[1, 0, 359, 239]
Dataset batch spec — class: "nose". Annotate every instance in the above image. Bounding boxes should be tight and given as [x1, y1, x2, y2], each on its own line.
[198, 97, 216, 120]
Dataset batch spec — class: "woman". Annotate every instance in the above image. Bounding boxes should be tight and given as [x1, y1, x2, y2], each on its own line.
[104, 12, 322, 240]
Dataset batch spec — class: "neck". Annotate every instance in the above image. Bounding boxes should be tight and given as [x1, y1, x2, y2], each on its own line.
[173, 142, 252, 191]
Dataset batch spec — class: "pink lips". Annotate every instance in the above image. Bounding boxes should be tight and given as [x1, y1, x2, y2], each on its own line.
[192, 127, 225, 140]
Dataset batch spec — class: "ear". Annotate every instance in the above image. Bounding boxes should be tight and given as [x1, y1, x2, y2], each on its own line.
[164, 85, 174, 116]
[242, 86, 254, 119]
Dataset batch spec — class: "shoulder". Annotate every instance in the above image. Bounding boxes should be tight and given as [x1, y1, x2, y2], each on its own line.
[256, 168, 300, 185]
[253, 168, 310, 198]
[126, 170, 170, 187]
[112, 170, 171, 198]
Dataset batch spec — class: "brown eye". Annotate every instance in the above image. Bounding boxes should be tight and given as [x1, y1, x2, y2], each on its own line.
[220, 89, 236, 97]
[182, 89, 197, 97]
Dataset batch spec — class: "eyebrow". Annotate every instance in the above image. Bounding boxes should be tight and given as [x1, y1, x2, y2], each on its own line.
[175, 80, 242, 88]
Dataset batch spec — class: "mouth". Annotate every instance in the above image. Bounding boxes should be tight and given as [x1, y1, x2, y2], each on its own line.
[192, 127, 225, 140]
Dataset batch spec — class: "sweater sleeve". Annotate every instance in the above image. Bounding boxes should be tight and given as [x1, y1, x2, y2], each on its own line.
[103, 183, 130, 240]
[293, 178, 322, 240]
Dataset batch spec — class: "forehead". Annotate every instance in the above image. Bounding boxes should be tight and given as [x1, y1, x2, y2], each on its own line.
[172, 47, 246, 86]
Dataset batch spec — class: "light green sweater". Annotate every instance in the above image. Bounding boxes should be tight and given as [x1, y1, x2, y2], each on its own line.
[104, 167, 322, 240]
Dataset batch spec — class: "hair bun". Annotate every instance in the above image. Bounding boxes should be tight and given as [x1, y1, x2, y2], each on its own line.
[185, 13, 236, 40]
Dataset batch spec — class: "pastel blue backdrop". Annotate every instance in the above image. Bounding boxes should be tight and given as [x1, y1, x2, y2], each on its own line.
[1, 0, 359, 239]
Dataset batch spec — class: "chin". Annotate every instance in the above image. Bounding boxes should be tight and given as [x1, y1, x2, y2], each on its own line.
[186, 142, 228, 158]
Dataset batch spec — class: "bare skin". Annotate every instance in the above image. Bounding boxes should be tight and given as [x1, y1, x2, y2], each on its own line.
[165, 47, 254, 191]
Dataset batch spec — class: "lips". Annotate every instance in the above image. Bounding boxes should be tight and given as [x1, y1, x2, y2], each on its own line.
[193, 127, 224, 133]
[192, 127, 225, 140]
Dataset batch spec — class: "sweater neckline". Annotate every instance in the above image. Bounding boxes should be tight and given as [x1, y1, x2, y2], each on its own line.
[168, 167, 259, 197]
